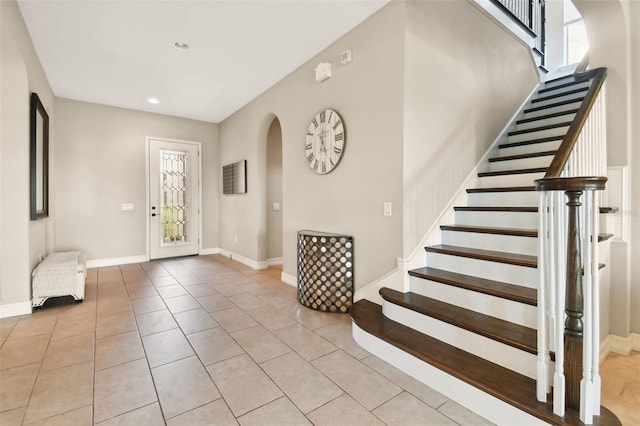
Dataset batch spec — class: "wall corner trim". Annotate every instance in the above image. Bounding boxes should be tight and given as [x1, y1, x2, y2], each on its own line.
[0, 301, 32, 319]
[608, 333, 640, 356]
[281, 272, 297, 288]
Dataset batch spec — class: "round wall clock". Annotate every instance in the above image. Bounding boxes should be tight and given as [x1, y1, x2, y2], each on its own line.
[305, 108, 345, 174]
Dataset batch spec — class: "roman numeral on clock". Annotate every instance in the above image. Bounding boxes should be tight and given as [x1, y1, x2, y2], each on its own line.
[320, 110, 325, 122]
[335, 132, 344, 142]
[332, 120, 342, 130]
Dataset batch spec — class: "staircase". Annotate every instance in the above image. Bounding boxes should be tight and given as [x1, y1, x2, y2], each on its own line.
[351, 71, 621, 425]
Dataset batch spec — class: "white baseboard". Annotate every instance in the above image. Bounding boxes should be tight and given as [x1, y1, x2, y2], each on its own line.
[200, 247, 220, 255]
[218, 249, 267, 270]
[608, 333, 640, 356]
[0, 301, 32, 318]
[86, 255, 148, 269]
[267, 257, 283, 266]
[281, 272, 296, 288]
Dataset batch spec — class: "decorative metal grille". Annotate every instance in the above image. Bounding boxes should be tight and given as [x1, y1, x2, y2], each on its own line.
[297, 231, 353, 313]
[160, 150, 189, 245]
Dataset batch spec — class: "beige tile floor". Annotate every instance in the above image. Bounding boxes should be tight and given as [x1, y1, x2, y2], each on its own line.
[0, 254, 636, 425]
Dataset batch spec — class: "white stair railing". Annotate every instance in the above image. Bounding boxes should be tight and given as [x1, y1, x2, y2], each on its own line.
[535, 68, 607, 424]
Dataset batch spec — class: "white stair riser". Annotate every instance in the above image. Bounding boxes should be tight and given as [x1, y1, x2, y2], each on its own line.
[522, 101, 582, 120]
[455, 210, 537, 228]
[441, 230, 537, 256]
[530, 92, 586, 108]
[535, 81, 590, 98]
[508, 126, 568, 144]
[352, 325, 548, 426]
[425, 252, 537, 288]
[382, 302, 537, 379]
[475, 172, 545, 188]
[466, 191, 538, 206]
[487, 155, 553, 173]
[409, 276, 537, 328]
[515, 113, 577, 131]
[498, 140, 562, 157]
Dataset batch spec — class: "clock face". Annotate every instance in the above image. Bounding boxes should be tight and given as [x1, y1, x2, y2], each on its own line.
[305, 108, 345, 174]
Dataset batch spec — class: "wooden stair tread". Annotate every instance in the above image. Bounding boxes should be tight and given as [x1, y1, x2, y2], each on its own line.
[454, 206, 537, 212]
[524, 97, 584, 114]
[456, 205, 617, 215]
[600, 207, 618, 214]
[508, 121, 572, 136]
[425, 244, 537, 268]
[489, 150, 557, 162]
[408, 266, 537, 306]
[351, 300, 621, 426]
[500, 135, 564, 149]
[380, 288, 537, 354]
[539, 80, 587, 93]
[440, 224, 536, 237]
[441, 225, 611, 243]
[517, 109, 579, 124]
[478, 167, 548, 177]
[532, 87, 588, 103]
[467, 186, 535, 193]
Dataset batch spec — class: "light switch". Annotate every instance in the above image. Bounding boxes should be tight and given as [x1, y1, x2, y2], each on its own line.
[121, 203, 134, 211]
[384, 202, 392, 217]
[272, 202, 280, 211]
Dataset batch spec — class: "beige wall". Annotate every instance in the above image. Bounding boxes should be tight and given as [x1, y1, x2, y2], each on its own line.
[575, 0, 639, 336]
[54, 98, 219, 261]
[219, 2, 406, 288]
[1, 0, 55, 312]
[266, 118, 283, 261]
[402, 0, 539, 255]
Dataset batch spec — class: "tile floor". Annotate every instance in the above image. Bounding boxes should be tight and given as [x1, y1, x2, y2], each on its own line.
[0, 254, 636, 425]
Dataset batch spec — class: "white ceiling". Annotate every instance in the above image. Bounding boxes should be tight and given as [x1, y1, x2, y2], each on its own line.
[18, 0, 390, 123]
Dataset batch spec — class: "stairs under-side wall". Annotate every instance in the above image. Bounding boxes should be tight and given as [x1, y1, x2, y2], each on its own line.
[351, 73, 620, 425]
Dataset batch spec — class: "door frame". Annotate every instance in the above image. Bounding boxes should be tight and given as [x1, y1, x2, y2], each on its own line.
[145, 136, 203, 261]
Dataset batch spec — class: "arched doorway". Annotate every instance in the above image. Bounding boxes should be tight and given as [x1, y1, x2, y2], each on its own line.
[266, 117, 283, 265]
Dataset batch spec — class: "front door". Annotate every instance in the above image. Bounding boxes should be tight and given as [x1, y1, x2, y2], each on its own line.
[148, 139, 200, 260]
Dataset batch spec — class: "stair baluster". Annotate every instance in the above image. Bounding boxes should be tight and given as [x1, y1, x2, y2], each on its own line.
[536, 177, 607, 424]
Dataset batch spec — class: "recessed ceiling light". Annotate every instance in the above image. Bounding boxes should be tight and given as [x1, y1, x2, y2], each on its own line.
[173, 42, 189, 50]
[147, 98, 160, 104]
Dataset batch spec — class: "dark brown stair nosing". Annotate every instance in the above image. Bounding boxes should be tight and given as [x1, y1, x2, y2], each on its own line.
[454, 206, 537, 212]
[379, 288, 537, 354]
[539, 80, 588, 93]
[488, 150, 557, 163]
[523, 97, 584, 114]
[600, 207, 619, 214]
[350, 300, 621, 426]
[440, 225, 611, 244]
[516, 109, 579, 124]
[542, 73, 576, 85]
[531, 86, 589, 103]
[478, 167, 548, 177]
[466, 186, 536, 193]
[499, 135, 563, 149]
[508, 121, 572, 136]
[408, 266, 537, 306]
[599, 233, 614, 242]
[440, 224, 537, 238]
[425, 244, 537, 268]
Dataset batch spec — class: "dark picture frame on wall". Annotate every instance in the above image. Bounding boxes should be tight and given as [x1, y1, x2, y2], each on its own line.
[30, 92, 49, 220]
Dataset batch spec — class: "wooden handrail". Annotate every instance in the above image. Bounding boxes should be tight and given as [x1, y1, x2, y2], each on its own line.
[534, 176, 607, 192]
[544, 68, 607, 178]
